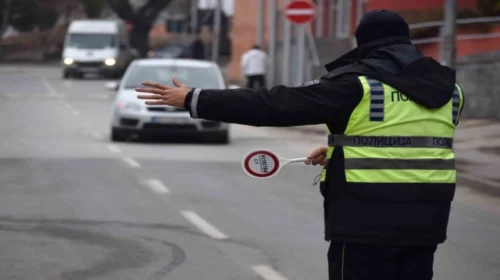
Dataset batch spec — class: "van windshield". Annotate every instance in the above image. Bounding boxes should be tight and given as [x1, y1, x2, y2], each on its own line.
[66, 33, 116, 49]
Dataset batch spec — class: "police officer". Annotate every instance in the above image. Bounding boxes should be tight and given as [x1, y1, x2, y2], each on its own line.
[136, 10, 465, 280]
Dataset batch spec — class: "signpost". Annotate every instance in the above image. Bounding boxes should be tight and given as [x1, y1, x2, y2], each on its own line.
[284, 1, 316, 85]
[242, 149, 308, 179]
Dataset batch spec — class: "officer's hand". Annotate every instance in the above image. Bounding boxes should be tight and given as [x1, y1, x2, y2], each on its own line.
[305, 146, 328, 166]
[136, 78, 191, 108]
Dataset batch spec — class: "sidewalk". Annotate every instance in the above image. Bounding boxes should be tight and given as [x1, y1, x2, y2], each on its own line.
[285, 120, 500, 196]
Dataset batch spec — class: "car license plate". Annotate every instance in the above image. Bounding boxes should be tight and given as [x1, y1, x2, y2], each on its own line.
[81, 67, 99, 72]
[152, 116, 188, 124]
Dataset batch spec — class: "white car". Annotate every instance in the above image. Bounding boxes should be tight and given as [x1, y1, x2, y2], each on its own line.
[107, 59, 231, 144]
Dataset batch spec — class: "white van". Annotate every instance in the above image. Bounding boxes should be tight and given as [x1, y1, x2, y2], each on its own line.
[62, 20, 138, 79]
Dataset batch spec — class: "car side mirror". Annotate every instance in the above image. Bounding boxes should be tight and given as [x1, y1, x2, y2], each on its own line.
[105, 81, 119, 91]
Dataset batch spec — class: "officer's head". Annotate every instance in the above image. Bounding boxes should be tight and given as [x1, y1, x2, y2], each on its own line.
[355, 10, 410, 46]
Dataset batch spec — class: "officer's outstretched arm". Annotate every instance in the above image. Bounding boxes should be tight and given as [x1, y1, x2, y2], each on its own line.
[184, 76, 362, 127]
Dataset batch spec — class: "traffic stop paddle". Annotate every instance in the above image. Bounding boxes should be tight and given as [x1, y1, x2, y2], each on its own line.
[242, 149, 308, 179]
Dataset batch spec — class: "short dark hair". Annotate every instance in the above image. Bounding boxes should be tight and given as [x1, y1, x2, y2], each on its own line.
[253, 45, 261, 49]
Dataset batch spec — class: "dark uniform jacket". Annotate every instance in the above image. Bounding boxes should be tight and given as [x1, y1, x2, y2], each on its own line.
[184, 37, 464, 245]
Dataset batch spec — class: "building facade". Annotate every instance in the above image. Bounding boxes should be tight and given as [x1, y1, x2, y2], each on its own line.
[227, 0, 500, 82]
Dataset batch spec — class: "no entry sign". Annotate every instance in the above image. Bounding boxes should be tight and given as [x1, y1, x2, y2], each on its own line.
[285, 0, 316, 25]
[242, 149, 309, 179]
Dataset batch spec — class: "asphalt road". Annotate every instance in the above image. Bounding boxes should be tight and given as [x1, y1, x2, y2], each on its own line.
[0, 65, 499, 280]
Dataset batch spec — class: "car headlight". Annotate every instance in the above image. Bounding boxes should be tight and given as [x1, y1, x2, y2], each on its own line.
[64, 58, 74, 65]
[105, 58, 116, 66]
[117, 101, 141, 111]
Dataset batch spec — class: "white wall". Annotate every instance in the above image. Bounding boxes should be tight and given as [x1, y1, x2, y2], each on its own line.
[198, 0, 234, 16]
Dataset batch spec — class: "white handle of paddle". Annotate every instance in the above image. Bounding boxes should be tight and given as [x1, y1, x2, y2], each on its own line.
[284, 157, 309, 164]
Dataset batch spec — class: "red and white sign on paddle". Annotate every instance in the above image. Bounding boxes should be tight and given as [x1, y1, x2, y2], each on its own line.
[241, 149, 309, 179]
[285, 0, 317, 25]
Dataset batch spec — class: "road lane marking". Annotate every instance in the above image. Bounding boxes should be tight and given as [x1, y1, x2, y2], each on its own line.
[251, 265, 290, 280]
[4, 92, 22, 98]
[72, 110, 81, 116]
[181, 211, 228, 240]
[42, 78, 58, 96]
[143, 179, 170, 194]
[122, 157, 141, 168]
[92, 132, 102, 139]
[82, 122, 90, 128]
[107, 144, 122, 154]
[63, 81, 72, 89]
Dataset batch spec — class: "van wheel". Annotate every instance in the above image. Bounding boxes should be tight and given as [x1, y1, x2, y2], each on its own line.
[63, 71, 69, 79]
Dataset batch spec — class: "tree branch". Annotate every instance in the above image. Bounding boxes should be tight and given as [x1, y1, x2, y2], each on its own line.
[107, 0, 135, 21]
[138, 0, 172, 21]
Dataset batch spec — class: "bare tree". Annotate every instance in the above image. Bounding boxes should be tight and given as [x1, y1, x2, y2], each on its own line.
[107, 0, 172, 57]
[0, 0, 13, 42]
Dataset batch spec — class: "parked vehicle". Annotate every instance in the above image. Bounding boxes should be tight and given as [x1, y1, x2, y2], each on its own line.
[107, 58, 230, 144]
[62, 19, 138, 79]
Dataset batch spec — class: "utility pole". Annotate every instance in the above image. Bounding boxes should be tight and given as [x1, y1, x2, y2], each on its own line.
[443, 0, 457, 68]
[315, 0, 324, 38]
[211, 0, 222, 62]
[191, 0, 198, 37]
[257, 0, 265, 46]
[268, 0, 278, 86]
[282, 0, 292, 86]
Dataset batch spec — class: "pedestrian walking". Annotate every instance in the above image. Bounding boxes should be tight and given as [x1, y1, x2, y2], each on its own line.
[191, 33, 205, 60]
[136, 10, 465, 280]
[240, 45, 268, 89]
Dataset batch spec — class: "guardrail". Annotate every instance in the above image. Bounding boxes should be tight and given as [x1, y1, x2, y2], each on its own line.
[410, 16, 500, 62]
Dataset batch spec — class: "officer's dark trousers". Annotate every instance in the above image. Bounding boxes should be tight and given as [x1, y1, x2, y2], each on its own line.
[246, 75, 266, 89]
[328, 242, 438, 280]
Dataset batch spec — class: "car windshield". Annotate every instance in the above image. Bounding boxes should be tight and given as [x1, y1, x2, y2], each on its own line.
[66, 33, 116, 49]
[124, 65, 222, 89]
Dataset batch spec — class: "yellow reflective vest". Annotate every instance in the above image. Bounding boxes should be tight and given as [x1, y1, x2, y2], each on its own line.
[321, 76, 464, 201]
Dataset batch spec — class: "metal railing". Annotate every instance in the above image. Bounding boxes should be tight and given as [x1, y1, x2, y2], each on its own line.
[410, 16, 500, 62]
[409, 16, 500, 30]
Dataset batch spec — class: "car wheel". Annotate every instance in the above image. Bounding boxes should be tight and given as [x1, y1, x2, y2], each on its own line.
[111, 128, 129, 142]
[63, 71, 69, 79]
[206, 130, 230, 144]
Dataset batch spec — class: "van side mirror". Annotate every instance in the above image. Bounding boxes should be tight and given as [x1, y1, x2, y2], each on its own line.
[105, 81, 119, 91]
[120, 43, 127, 50]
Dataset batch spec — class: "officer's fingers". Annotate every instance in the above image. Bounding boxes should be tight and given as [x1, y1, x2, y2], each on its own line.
[135, 87, 165, 95]
[172, 77, 187, 88]
[145, 100, 168, 105]
[141, 81, 170, 90]
[312, 155, 325, 166]
[137, 94, 163, 100]
[309, 148, 327, 159]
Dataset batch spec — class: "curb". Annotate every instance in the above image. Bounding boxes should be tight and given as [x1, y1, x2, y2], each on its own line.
[285, 126, 327, 135]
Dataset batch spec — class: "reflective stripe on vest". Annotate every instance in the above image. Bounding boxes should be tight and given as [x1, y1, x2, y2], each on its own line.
[328, 135, 453, 149]
[452, 87, 460, 125]
[368, 78, 384, 122]
[344, 158, 455, 170]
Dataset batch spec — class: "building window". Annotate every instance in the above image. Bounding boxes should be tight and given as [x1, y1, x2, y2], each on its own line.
[336, 0, 352, 38]
[166, 18, 187, 33]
